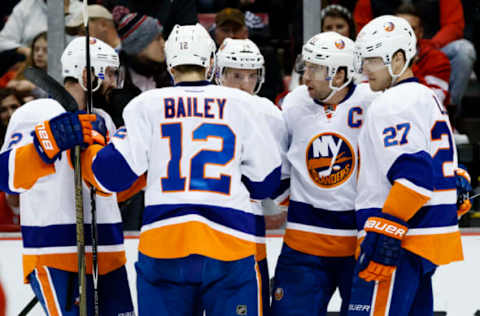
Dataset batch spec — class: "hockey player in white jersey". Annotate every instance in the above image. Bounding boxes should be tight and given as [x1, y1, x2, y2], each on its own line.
[216, 37, 287, 316]
[0, 37, 134, 315]
[37, 24, 281, 315]
[349, 15, 468, 315]
[270, 32, 378, 316]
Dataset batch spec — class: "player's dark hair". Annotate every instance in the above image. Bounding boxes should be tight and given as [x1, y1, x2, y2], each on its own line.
[174, 65, 206, 76]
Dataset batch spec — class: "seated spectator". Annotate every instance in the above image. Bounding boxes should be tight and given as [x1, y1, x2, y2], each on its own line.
[107, 8, 168, 126]
[6, 32, 48, 102]
[354, 0, 477, 119]
[66, 4, 121, 51]
[0, 192, 19, 231]
[321, 4, 356, 40]
[396, 4, 451, 107]
[0, 88, 21, 232]
[211, 8, 248, 47]
[100, 0, 198, 37]
[0, 0, 82, 77]
[0, 88, 22, 144]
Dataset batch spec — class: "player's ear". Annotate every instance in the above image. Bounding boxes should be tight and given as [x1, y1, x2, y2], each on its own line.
[392, 50, 406, 75]
[333, 68, 346, 88]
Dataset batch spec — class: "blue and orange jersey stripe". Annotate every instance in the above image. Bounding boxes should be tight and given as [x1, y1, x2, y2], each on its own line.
[139, 204, 265, 261]
[283, 200, 357, 257]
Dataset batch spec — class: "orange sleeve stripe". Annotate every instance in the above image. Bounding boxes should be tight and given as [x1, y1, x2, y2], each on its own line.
[13, 144, 55, 190]
[382, 181, 431, 222]
[117, 173, 147, 203]
[81, 144, 105, 192]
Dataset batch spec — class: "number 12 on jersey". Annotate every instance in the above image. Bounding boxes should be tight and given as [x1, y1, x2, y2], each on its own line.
[161, 122, 235, 195]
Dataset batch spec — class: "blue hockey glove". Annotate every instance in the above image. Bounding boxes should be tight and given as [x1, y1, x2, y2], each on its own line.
[456, 165, 472, 219]
[358, 213, 408, 282]
[33, 112, 96, 163]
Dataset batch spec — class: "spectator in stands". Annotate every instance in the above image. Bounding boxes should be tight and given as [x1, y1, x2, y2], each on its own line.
[108, 8, 167, 127]
[0, 88, 22, 145]
[212, 8, 249, 47]
[321, 4, 356, 40]
[396, 4, 451, 108]
[66, 4, 121, 52]
[354, 0, 477, 118]
[100, 0, 197, 37]
[6, 32, 48, 102]
[0, 88, 22, 233]
[0, 0, 82, 77]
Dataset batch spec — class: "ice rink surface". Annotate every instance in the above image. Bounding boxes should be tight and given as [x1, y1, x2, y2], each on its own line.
[1, 232, 479, 315]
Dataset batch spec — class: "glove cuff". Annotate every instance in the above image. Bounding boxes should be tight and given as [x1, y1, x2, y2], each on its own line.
[32, 129, 59, 164]
[364, 213, 408, 240]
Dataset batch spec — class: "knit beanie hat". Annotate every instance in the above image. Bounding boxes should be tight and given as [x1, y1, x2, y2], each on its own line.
[113, 6, 163, 56]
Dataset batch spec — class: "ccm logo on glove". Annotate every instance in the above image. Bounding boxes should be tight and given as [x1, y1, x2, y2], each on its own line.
[364, 217, 406, 239]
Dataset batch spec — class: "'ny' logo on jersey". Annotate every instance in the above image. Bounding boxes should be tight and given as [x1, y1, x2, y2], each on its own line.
[305, 132, 355, 188]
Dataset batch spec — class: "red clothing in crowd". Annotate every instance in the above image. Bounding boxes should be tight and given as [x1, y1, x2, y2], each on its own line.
[413, 39, 451, 105]
[354, 0, 464, 48]
[0, 191, 19, 231]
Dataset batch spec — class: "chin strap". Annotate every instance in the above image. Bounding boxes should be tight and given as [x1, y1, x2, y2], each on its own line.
[388, 62, 409, 88]
[79, 77, 102, 92]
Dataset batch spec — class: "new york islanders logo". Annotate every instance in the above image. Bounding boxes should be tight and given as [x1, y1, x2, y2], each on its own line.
[305, 132, 355, 188]
[384, 22, 395, 32]
[335, 39, 345, 49]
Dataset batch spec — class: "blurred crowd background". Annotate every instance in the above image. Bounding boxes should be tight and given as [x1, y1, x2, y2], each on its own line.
[0, 0, 479, 231]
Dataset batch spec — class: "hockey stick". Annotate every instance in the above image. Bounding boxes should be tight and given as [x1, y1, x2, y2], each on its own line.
[83, 2, 100, 316]
[18, 297, 38, 316]
[23, 68, 78, 112]
[23, 67, 88, 316]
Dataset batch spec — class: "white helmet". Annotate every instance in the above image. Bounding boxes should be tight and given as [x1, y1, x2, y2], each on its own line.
[216, 38, 265, 93]
[165, 23, 216, 80]
[61, 36, 120, 91]
[301, 31, 355, 101]
[354, 15, 416, 82]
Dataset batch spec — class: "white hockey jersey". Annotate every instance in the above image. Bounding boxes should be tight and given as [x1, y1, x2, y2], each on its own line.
[280, 83, 378, 257]
[0, 99, 125, 281]
[356, 78, 463, 266]
[88, 82, 281, 262]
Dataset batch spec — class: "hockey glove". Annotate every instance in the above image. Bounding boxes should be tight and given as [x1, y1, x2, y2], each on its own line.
[90, 114, 109, 146]
[33, 112, 96, 163]
[456, 165, 472, 219]
[358, 213, 408, 282]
